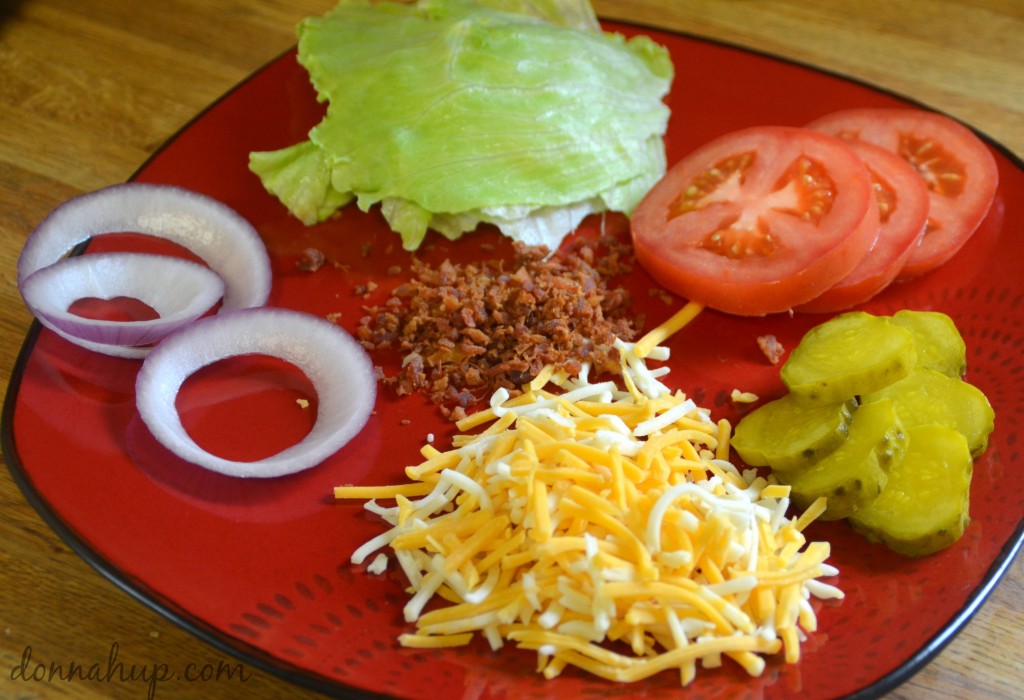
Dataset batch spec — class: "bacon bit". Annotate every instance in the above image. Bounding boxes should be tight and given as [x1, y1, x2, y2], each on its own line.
[325, 312, 343, 323]
[648, 288, 676, 306]
[357, 238, 640, 419]
[757, 334, 785, 365]
[354, 281, 379, 298]
[297, 247, 326, 272]
[387, 265, 403, 276]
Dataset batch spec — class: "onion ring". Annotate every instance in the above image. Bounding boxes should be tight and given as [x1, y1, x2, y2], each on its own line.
[17, 183, 271, 355]
[135, 307, 377, 478]
[20, 252, 225, 349]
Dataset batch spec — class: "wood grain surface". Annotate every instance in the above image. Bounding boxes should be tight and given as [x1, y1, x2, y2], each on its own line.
[1, 1, 1021, 698]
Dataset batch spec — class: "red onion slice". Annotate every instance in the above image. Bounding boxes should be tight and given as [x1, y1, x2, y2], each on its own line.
[47, 330, 152, 360]
[20, 252, 225, 348]
[18, 182, 271, 313]
[135, 308, 377, 478]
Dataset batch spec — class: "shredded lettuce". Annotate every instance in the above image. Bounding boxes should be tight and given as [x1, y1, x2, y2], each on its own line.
[249, 0, 673, 251]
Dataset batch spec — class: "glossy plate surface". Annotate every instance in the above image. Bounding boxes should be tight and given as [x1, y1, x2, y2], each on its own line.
[5, 22, 1024, 700]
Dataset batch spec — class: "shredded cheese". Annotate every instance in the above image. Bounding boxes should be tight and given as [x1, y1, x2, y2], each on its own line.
[334, 306, 843, 686]
[730, 389, 759, 404]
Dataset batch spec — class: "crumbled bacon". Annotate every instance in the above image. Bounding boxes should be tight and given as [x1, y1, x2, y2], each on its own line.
[353, 281, 379, 298]
[297, 247, 326, 272]
[757, 334, 785, 365]
[357, 237, 641, 418]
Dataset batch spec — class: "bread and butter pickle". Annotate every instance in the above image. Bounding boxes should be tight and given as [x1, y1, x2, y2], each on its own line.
[734, 310, 993, 556]
[730, 395, 857, 472]
[890, 309, 967, 378]
[850, 424, 973, 557]
[863, 367, 994, 457]
[780, 311, 917, 403]
[781, 399, 907, 521]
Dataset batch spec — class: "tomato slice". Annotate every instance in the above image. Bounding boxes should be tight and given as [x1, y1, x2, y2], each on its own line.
[807, 107, 999, 280]
[630, 126, 878, 316]
[797, 139, 929, 313]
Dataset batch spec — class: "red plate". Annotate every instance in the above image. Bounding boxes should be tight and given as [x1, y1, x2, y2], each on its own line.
[4, 22, 1023, 699]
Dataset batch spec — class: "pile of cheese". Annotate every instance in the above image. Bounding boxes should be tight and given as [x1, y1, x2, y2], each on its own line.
[335, 307, 843, 685]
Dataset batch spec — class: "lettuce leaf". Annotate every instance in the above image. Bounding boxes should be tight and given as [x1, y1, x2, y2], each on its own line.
[249, 0, 673, 251]
[248, 140, 354, 226]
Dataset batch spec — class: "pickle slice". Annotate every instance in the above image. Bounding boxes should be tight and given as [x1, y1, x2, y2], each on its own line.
[731, 395, 856, 472]
[782, 399, 907, 520]
[781, 312, 917, 404]
[863, 368, 995, 456]
[850, 424, 973, 557]
[891, 310, 967, 378]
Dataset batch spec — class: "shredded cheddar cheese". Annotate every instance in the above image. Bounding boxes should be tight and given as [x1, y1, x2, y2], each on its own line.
[335, 308, 843, 686]
[730, 389, 759, 404]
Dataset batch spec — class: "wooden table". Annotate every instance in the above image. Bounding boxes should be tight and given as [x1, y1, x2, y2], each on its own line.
[1, 1, 1021, 698]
